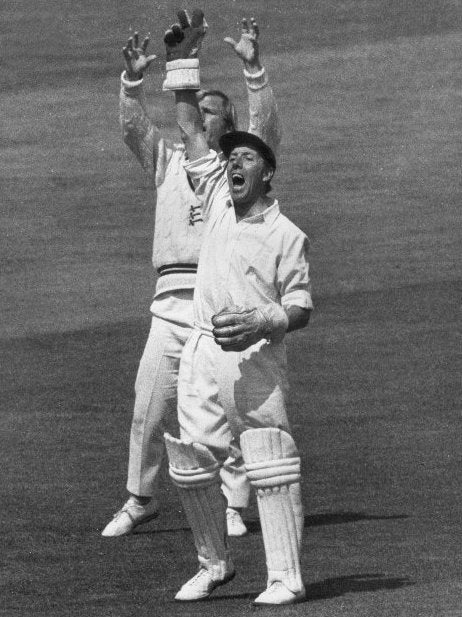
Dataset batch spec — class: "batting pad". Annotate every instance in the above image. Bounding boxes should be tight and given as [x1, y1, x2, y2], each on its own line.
[164, 433, 231, 580]
[240, 428, 304, 593]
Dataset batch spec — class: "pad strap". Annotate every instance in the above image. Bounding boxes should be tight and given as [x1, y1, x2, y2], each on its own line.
[245, 456, 301, 488]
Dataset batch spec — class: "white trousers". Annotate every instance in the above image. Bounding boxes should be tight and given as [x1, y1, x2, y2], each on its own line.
[178, 329, 292, 466]
[127, 290, 249, 508]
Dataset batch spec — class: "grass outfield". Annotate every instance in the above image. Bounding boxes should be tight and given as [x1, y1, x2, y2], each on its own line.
[1, 1, 461, 615]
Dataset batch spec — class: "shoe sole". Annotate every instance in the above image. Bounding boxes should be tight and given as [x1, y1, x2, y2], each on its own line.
[253, 590, 306, 605]
[175, 570, 236, 602]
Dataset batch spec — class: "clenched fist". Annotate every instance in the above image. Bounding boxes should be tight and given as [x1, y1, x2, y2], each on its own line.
[212, 305, 273, 352]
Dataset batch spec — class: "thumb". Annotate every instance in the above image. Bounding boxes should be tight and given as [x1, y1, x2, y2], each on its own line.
[223, 36, 237, 50]
[145, 54, 157, 67]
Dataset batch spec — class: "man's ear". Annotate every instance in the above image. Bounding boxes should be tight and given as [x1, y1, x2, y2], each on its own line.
[263, 166, 274, 184]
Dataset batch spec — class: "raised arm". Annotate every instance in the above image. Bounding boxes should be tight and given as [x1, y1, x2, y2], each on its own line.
[162, 10, 209, 162]
[119, 32, 163, 176]
[224, 18, 281, 153]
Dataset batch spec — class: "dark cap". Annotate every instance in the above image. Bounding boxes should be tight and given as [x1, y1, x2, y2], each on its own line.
[219, 131, 276, 170]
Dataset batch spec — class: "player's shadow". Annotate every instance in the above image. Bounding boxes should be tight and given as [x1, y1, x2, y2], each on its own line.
[213, 572, 414, 602]
[243, 511, 409, 533]
[134, 511, 409, 535]
[304, 573, 414, 601]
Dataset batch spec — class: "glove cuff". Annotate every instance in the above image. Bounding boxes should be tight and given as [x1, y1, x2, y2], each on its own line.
[257, 303, 289, 343]
[162, 58, 200, 91]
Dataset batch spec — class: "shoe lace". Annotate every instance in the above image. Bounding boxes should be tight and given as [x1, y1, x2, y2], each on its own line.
[112, 507, 127, 520]
[188, 568, 210, 587]
[266, 582, 285, 594]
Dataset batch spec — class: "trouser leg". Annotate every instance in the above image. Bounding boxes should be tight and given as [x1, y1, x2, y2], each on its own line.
[126, 315, 184, 497]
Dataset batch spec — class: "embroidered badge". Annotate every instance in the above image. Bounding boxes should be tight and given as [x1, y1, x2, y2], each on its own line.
[189, 203, 203, 225]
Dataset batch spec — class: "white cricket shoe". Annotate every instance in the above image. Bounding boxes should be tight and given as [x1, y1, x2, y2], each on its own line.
[226, 508, 248, 537]
[175, 566, 236, 601]
[101, 497, 159, 537]
[254, 581, 306, 605]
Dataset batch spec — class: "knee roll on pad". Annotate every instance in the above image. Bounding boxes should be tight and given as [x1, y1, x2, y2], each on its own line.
[240, 428, 301, 487]
[164, 432, 219, 488]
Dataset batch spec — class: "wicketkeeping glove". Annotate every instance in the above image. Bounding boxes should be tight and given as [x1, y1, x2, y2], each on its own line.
[162, 9, 207, 91]
[212, 303, 289, 352]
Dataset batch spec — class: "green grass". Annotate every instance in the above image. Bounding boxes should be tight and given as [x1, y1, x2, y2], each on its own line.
[1, 1, 461, 615]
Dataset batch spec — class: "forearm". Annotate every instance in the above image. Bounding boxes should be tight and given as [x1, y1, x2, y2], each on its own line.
[175, 89, 209, 161]
[246, 67, 281, 154]
[119, 72, 160, 175]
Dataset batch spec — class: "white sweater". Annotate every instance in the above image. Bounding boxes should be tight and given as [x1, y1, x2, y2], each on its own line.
[119, 67, 281, 297]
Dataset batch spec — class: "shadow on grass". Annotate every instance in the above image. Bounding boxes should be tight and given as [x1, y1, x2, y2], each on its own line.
[244, 511, 410, 534]
[133, 511, 409, 535]
[304, 573, 414, 601]
[206, 573, 414, 603]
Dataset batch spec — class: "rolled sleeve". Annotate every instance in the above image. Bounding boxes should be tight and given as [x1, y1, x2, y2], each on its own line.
[278, 235, 313, 310]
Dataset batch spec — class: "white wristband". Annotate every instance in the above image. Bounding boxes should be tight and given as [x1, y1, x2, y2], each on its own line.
[162, 58, 201, 91]
[243, 66, 268, 91]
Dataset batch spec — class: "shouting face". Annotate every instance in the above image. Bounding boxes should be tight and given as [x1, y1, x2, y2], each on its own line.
[226, 145, 274, 207]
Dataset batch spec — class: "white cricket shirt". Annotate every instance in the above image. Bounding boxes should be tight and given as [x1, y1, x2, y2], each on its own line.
[184, 151, 313, 333]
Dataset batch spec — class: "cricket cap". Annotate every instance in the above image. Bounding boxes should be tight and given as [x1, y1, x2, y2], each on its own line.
[219, 131, 276, 170]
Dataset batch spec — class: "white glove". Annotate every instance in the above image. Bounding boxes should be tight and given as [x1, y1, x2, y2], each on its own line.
[211, 303, 288, 352]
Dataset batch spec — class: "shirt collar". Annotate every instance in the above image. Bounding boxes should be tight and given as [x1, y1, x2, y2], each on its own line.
[242, 199, 280, 224]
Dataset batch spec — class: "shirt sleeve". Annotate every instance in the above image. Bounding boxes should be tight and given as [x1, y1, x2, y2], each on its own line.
[244, 67, 282, 155]
[278, 232, 313, 310]
[119, 71, 168, 180]
[184, 151, 231, 223]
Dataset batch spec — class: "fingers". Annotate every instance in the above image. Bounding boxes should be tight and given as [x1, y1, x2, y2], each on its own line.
[164, 23, 184, 45]
[250, 18, 259, 39]
[214, 328, 246, 347]
[215, 335, 252, 352]
[164, 29, 175, 45]
[172, 24, 183, 39]
[141, 36, 150, 54]
[211, 311, 247, 328]
[124, 36, 138, 60]
[191, 8, 205, 28]
[133, 31, 139, 49]
[213, 323, 247, 340]
[122, 46, 131, 63]
[145, 54, 157, 67]
[177, 9, 190, 29]
[242, 17, 259, 39]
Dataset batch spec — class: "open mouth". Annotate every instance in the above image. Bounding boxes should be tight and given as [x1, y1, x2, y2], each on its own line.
[231, 173, 245, 188]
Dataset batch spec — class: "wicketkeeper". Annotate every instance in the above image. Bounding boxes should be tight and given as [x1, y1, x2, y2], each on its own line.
[162, 10, 313, 605]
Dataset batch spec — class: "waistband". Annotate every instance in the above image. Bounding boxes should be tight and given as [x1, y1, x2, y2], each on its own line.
[154, 270, 197, 297]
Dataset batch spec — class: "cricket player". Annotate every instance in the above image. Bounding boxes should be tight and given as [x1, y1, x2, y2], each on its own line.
[102, 14, 281, 537]
[161, 10, 313, 605]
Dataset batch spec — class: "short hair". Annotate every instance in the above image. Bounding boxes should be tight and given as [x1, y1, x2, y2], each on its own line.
[197, 89, 238, 132]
